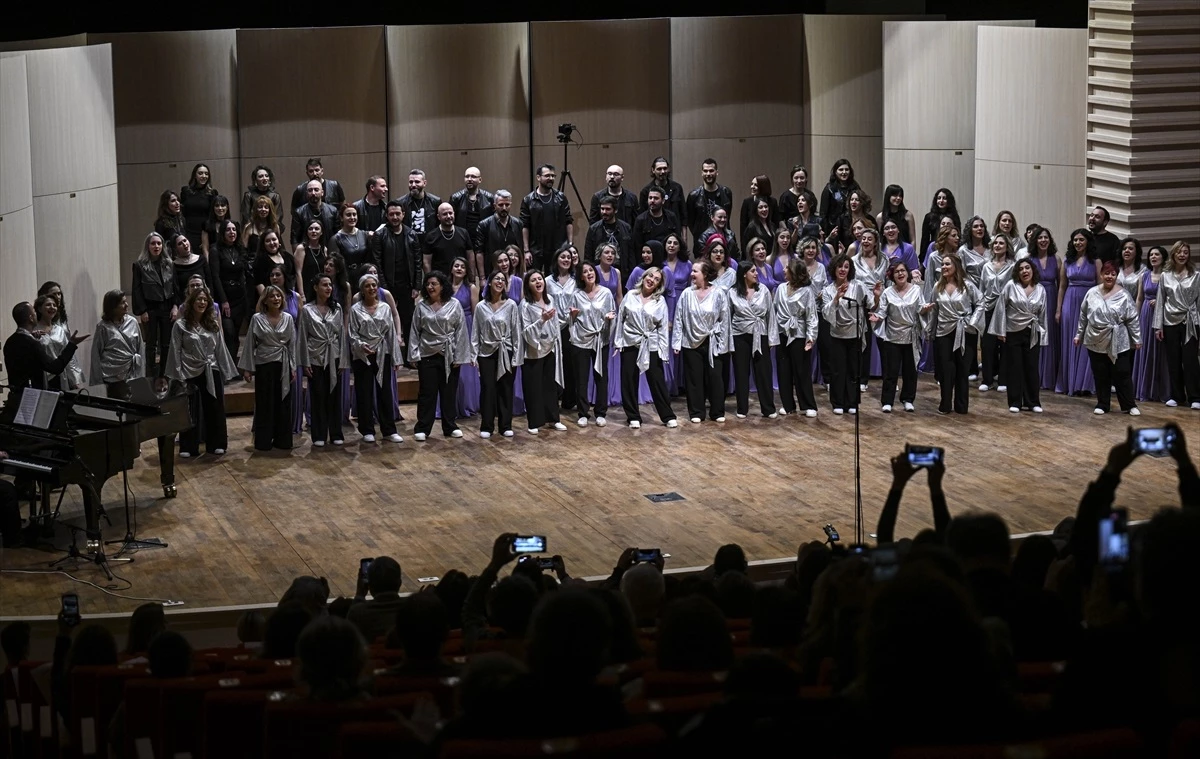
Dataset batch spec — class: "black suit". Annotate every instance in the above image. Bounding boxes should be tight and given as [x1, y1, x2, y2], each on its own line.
[2, 330, 78, 412]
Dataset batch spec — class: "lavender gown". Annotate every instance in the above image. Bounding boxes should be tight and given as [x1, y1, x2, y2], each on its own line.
[1033, 254, 1061, 391]
[1135, 270, 1169, 401]
[437, 284, 479, 418]
[1059, 257, 1097, 395]
[663, 259, 689, 395]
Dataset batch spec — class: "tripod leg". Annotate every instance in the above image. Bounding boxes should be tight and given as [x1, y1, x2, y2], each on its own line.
[159, 434, 177, 498]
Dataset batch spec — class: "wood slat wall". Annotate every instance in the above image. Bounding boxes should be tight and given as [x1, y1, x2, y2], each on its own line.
[0, 56, 37, 387]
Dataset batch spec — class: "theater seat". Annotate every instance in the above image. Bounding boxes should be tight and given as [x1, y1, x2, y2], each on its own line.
[438, 723, 668, 758]
[371, 674, 458, 716]
[204, 688, 291, 759]
[70, 663, 148, 757]
[161, 671, 295, 759]
[640, 670, 728, 698]
[890, 727, 1143, 759]
[263, 693, 428, 759]
[336, 721, 417, 759]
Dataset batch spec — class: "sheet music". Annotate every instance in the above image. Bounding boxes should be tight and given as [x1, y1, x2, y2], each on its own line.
[13, 388, 61, 429]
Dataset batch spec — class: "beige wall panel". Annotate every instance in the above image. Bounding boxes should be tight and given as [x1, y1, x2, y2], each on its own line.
[0, 207, 38, 361]
[33, 184, 120, 375]
[670, 15, 805, 140]
[883, 148, 976, 221]
[386, 23, 529, 152]
[803, 14, 928, 139]
[530, 20, 670, 146]
[806, 135, 886, 205]
[388, 147, 531, 210]
[670, 137, 804, 235]
[975, 27, 1087, 166]
[90, 30, 238, 163]
[1, 45, 117, 196]
[0, 56, 32, 216]
[239, 153, 388, 216]
[883, 20, 1033, 151]
[236, 27, 386, 158]
[974, 160, 1085, 247]
[0, 35, 88, 52]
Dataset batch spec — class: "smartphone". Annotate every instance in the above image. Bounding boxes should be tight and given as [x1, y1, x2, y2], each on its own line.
[60, 593, 80, 627]
[536, 557, 556, 570]
[512, 535, 547, 554]
[848, 543, 870, 557]
[1131, 428, 1176, 458]
[358, 558, 373, 582]
[823, 524, 840, 543]
[634, 548, 662, 563]
[1098, 509, 1130, 569]
[906, 444, 944, 468]
[871, 546, 899, 583]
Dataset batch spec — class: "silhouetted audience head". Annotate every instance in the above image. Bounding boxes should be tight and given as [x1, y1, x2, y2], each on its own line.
[148, 631, 192, 678]
[487, 575, 538, 638]
[657, 596, 734, 672]
[1012, 535, 1059, 595]
[296, 616, 367, 702]
[394, 592, 450, 662]
[125, 602, 167, 654]
[526, 590, 612, 686]
[458, 653, 527, 716]
[1, 621, 31, 667]
[750, 586, 803, 648]
[1138, 507, 1200, 631]
[368, 556, 402, 595]
[67, 625, 118, 670]
[619, 563, 665, 626]
[262, 602, 313, 659]
[433, 570, 471, 629]
[279, 576, 330, 616]
[236, 610, 266, 644]
[713, 544, 748, 577]
[588, 589, 643, 665]
[715, 571, 756, 619]
[947, 513, 1012, 571]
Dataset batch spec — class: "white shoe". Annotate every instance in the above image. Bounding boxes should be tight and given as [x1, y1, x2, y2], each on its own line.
[1094, 408, 1105, 415]
[577, 417, 588, 427]
[969, 374, 978, 381]
[480, 431, 492, 439]
[527, 427, 539, 435]
[313, 441, 325, 448]
[180, 452, 192, 458]
[805, 409, 817, 418]
[691, 417, 702, 424]
[715, 416, 726, 422]
[903, 402, 914, 412]
[363, 434, 376, 443]
[1166, 399, 1178, 407]
[629, 420, 641, 429]
[859, 384, 868, 392]
[1009, 407, 1020, 413]
[665, 419, 678, 428]
[333, 439, 344, 446]
[777, 409, 787, 416]
[996, 385, 1007, 392]
[979, 384, 989, 392]
[449, 430, 463, 438]
[767, 412, 778, 419]
[596, 417, 607, 427]
[553, 422, 568, 431]
[881, 405, 892, 413]
[736, 413, 747, 419]
[1191, 402, 1200, 410]
[502, 430, 514, 437]
[213, 448, 225, 455]
[389, 433, 404, 442]
[848, 408, 857, 415]
[413, 432, 426, 441]
[1129, 407, 1142, 416]
[833, 408, 844, 415]
[1032, 406, 1043, 413]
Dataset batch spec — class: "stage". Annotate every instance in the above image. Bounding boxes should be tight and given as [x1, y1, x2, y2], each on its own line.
[0, 378, 1190, 618]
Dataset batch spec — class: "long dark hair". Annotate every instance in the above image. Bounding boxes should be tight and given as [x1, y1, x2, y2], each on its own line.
[421, 270, 453, 304]
[733, 259, 760, 297]
[524, 270, 551, 304]
[156, 190, 180, 220]
[1065, 228, 1096, 264]
[1030, 226, 1058, 258]
[207, 195, 231, 226]
[485, 271, 509, 303]
[1118, 236, 1143, 270]
[38, 281, 68, 325]
[187, 163, 216, 195]
[827, 159, 855, 187]
[785, 258, 811, 289]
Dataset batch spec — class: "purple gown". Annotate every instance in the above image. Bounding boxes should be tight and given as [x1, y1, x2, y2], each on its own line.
[1033, 254, 1061, 391]
[436, 284, 479, 418]
[507, 274, 527, 416]
[1134, 270, 1169, 401]
[1059, 257, 1096, 395]
[663, 259, 689, 395]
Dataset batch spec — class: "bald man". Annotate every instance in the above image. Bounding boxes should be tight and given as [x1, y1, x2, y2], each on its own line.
[589, 164, 639, 228]
[449, 166, 495, 245]
[423, 202, 477, 281]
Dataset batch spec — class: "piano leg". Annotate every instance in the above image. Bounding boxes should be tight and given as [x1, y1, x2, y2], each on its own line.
[158, 434, 178, 498]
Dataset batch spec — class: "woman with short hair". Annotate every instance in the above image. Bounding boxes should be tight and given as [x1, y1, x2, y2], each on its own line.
[990, 259, 1047, 413]
[90, 289, 146, 388]
[474, 270, 522, 438]
[822, 253, 879, 415]
[166, 287, 237, 457]
[1077, 261, 1142, 416]
[410, 270, 473, 441]
[614, 267, 676, 428]
[349, 273, 402, 444]
[673, 259, 732, 423]
[568, 260, 616, 427]
[871, 263, 927, 413]
[730, 259, 778, 419]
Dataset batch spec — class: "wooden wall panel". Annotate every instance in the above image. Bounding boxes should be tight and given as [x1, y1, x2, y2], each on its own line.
[0, 207, 38, 347]
[530, 20, 670, 146]
[670, 15, 805, 140]
[0, 56, 32, 217]
[90, 30, 238, 164]
[974, 161, 1085, 246]
[388, 147, 532, 214]
[975, 27, 1088, 167]
[240, 153, 388, 218]
[236, 27, 387, 159]
[883, 149, 976, 221]
[386, 23, 529, 152]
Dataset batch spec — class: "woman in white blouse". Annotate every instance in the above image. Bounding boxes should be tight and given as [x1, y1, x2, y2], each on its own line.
[1077, 261, 1143, 416]
[822, 253, 879, 415]
[348, 274, 402, 444]
[410, 270, 473, 441]
[1152, 240, 1200, 409]
[298, 274, 346, 447]
[672, 259, 732, 423]
[520, 271, 567, 434]
[568, 262, 616, 427]
[613, 267, 677, 428]
[870, 263, 926, 413]
[166, 287, 238, 457]
[774, 259, 819, 417]
[546, 244, 578, 414]
[729, 262, 778, 418]
[34, 294, 85, 390]
[238, 285, 298, 451]
[473, 270, 522, 438]
[90, 289, 146, 389]
[977, 235, 1017, 393]
[852, 227, 888, 392]
[928, 255, 985, 415]
[989, 259, 1047, 413]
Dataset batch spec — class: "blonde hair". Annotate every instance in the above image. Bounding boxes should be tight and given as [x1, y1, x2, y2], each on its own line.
[259, 285, 285, 313]
[1168, 240, 1194, 274]
[635, 266, 666, 297]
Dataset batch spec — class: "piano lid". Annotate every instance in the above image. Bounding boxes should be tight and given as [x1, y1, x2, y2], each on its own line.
[65, 377, 184, 422]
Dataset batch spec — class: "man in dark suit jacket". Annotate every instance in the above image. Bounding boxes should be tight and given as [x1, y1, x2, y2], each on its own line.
[2, 302, 88, 415]
[347, 556, 405, 643]
[289, 158, 345, 214]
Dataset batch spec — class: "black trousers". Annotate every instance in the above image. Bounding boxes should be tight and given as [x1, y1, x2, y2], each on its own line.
[352, 357, 397, 436]
[859, 328, 876, 384]
[559, 329, 577, 410]
[180, 373, 226, 455]
[980, 310, 1004, 386]
[395, 290, 415, 366]
[965, 330, 980, 377]
[142, 301, 172, 377]
[572, 345, 608, 418]
[880, 340, 917, 406]
[309, 362, 344, 444]
[621, 348, 675, 424]
[1004, 328, 1041, 409]
[221, 289, 251, 363]
[733, 333, 776, 416]
[827, 336, 861, 411]
[934, 334, 970, 413]
[816, 315, 832, 385]
[253, 361, 292, 450]
[1089, 349, 1136, 412]
[416, 355, 460, 435]
[478, 353, 514, 434]
[523, 353, 560, 428]
[681, 342, 725, 420]
[776, 335, 816, 412]
[1162, 323, 1200, 404]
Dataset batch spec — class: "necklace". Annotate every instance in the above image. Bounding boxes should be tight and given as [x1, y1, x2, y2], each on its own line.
[439, 226, 455, 241]
[649, 214, 664, 228]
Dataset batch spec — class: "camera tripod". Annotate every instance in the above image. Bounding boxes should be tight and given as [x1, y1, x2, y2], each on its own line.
[556, 126, 589, 228]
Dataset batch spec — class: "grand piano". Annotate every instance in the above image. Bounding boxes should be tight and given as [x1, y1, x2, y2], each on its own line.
[0, 378, 192, 534]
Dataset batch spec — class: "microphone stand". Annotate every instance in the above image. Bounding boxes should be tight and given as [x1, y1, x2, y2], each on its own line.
[106, 406, 168, 557]
[851, 292, 865, 545]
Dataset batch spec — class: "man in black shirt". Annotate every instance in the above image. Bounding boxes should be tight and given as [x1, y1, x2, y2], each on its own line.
[588, 165, 639, 228]
[374, 201, 422, 367]
[290, 157, 344, 214]
[638, 157, 686, 237]
[1087, 205, 1122, 265]
[521, 164, 574, 273]
[475, 189, 524, 269]
[449, 167, 495, 240]
[584, 197, 635, 271]
[398, 169, 442, 236]
[352, 175, 389, 234]
[291, 179, 339, 249]
[685, 158, 733, 248]
[631, 187, 682, 257]
[423, 203, 477, 283]
[2, 303, 88, 414]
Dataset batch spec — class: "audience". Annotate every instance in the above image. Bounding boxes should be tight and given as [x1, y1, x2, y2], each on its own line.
[346, 555, 404, 642]
[383, 591, 458, 678]
[261, 601, 313, 659]
[123, 602, 167, 656]
[295, 616, 368, 702]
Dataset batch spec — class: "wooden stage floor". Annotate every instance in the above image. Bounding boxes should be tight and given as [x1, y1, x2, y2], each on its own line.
[2, 376, 1192, 617]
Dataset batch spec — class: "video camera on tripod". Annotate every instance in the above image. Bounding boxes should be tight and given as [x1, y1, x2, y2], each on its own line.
[557, 123, 577, 143]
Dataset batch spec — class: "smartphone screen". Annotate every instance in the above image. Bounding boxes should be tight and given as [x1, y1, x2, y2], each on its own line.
[512, 535, 547, 554]
[1098, 509, 1130, 568]
[906, 445, 943, 468]
[536, 557, 556, 570]
[634, 548, 662, 563]
[359, 558, 373, 580]
[871, 546, 899, 583]
[61, 593, 80, 625]
[1132, 428, 1175, 458]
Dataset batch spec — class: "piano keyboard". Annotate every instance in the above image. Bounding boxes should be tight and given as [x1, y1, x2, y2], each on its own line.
[2, 457, 54, 474]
